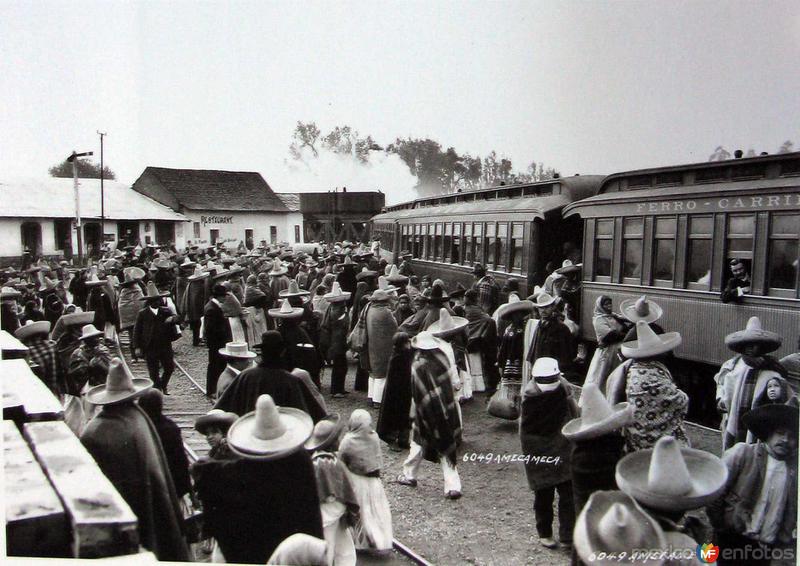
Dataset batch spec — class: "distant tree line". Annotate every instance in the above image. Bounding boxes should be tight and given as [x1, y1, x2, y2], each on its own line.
[289, 121, 559, 197]
[49, 158, 116, 180]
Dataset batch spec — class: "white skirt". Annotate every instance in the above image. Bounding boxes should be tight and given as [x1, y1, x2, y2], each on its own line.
[342, 469, 393, 551]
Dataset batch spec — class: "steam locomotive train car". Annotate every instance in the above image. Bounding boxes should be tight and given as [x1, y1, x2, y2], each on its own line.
[564, 151, 800, 424]
[370, 175, 605, 293]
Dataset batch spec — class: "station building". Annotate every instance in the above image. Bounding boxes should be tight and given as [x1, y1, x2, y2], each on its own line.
[276, 190, 385, 243]
[0, 177, 188, 265]
[132, 167, 304, 249]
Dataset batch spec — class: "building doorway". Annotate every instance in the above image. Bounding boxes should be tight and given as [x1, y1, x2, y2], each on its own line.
[21, 221, 42, 258]
[54, 219, 73, 259]
[210, 229, 220, 245]
[270, 226, 277, 244]
[117, 221, 140, 248]
[83, 223, 102, 258]
[245, 229, 254, 250]
[155, 221, 174, 246]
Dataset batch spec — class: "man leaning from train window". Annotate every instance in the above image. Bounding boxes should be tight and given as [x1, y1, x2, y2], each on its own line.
[721, 259, 751, 303]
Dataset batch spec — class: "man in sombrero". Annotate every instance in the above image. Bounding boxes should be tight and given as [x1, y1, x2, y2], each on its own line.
[707, 403, 798, 565]
[715, 317, 791, 450]
[133, 282, 178, 395]
[81, 358, 190, 561]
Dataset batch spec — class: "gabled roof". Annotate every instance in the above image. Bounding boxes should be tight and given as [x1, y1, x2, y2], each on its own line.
[0, 178, 187, 221]
[276, 193, 300, 212]
[134, 167, 289, 212]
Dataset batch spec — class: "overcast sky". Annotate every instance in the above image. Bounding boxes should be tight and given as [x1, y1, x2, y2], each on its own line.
[2, 1, 798, 204]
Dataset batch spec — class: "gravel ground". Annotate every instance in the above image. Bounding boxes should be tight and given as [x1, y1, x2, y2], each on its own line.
[138, 334, 726, 566]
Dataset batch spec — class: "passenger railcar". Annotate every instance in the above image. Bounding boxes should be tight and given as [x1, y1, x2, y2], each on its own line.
[371, 176, 605, 293]
[564, 152, 800, 423]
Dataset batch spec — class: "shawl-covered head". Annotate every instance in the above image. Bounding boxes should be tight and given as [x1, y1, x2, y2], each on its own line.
[593, 295, 613, 318]
[339, 409, 382, 475]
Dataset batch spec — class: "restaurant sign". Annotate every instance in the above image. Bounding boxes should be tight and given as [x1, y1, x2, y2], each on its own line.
[200, 215, 234, 226]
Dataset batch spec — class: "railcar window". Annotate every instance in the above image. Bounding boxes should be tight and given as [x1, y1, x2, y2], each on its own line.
[485, 223, 497, 268]
[653, 217, 677, 281]
[474, 223, 484, 266]
[463, 223, 473, 265]
[413, 224, 421, 258]
[594, 219, 614, 278]
[496, 223, 508, 270]
[452, 223, 461, 264]
[687, 216, 713, 288]
[727, 215, 754, 255]
[510, 223, 524, 272]
[424, 224, 432, 259]
[780, 159, 800, 177]
[622, 218, 644, 279]
[443, 223, 453, 262]
[434, 223, 443, 261]
[767, 213, 799, 295]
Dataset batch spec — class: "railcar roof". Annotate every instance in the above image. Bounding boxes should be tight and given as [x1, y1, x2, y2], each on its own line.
[564, 176, 800, 217]
[373, 194, 573, 222]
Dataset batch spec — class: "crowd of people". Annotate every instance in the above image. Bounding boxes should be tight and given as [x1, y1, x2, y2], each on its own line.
[1, 236, 798, 565]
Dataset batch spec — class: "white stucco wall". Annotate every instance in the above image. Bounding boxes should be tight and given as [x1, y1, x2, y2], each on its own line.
[182, 210, 304, 248]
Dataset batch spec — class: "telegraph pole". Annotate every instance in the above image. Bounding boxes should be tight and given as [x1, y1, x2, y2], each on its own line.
[67, 150, 94, 266]
[97, 131, 107, 237]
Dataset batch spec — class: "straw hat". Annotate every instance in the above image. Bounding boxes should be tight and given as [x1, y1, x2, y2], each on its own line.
[38, 277, 58, 293]
[121, 267, 146, 286]
[375, 276, 398, 293]
[385, 265, 409, 285]
[724, 316, 782, 354]
[533, 291, 557, 308]
[85, 358, 153, 405]
[562, 383, 632, 440]
[556, 259, 582, 275]
[428, 308, 469, 338]
[743, 403, 799, 442]
[620, 295, 663, 324]
[323, 282, 351, 303]
[615, 436, 728, 512]
[267, 258, 288, 276]
[78, 324, 104, 341]
[495, 294, 535, 319]
[195, 409, 238, 435]
[369, 289, 392, 303]
[1, 286, 22, 299]
[14, 320, 51, 341]
[410, 331, 443, 351]
[304, 413, 343, 452]
[268, 299, 304, 319]
[227, 394, 313, 460]
[574, 491, 665, 566]
[620, 320, 681, 359]
[450, 282, 467, 299]
[84, 267, 107, 287]
[60, 310, 95, 327]
[139, 281, 170, 302]
[179, 257, 196, 269]
[153, 258, 171, 270]
[187, 265, 210, 281]
[356, 267, 378, 281]
[279, 280, 311, 298]
[218, 341, 257, 359]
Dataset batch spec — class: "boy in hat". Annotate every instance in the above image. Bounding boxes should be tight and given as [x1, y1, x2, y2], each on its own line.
[134, 282, 178, 394]
[519, 357, 577, 549]
[195, 409, 238, 460]
[707, 403, 798, 565]
[319, 283, 352, 397]
[68, 323, 113, 392]
[204, 283, 233, 398]
[215, 342, 257, 400]
[81, 359, 190, 561]
[715, 317, 789, 450]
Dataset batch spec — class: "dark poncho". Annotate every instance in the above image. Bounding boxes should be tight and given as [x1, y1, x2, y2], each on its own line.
[569, 433, 625, 515]
[81, 403, 190, 562]
[519, 384, 573, 490]
[192, 450, 323, 564]
[376, 348, 414, 443]
[148, 413, 193, 499]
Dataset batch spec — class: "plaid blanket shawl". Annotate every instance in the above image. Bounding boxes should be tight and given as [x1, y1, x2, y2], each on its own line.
[411, 349, 462, 466]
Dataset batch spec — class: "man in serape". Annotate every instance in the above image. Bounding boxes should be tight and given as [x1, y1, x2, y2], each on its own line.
[15, 320, 60, 395]
[215, 330, 324, 422]
[397, 331, 463, 500]
[471, 263, 500, 316]
[523, 292, 576, 392]
[179, 265, 208, 346]
[243, 274, 270, 342]
[715, 317, 790, 450]
[81, 359, 190, 562]
[462, 289, 499, 395]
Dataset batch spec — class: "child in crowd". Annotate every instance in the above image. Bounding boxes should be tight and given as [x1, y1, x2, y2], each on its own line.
[338, 409, 393, 553]
[195, 409, 237, 460]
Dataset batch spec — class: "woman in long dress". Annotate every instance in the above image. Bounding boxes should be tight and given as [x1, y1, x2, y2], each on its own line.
[584, 295, 628, 391]
[338, 410, 392, 552]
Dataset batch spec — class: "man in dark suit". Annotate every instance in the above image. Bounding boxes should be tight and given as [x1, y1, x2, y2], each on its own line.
[721, 258, 752, 303]
[134, 282, 177, 394]
[204, 283, 232, 398]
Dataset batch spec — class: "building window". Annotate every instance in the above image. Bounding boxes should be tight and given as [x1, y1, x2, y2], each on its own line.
[496, 223, 508, 270]
[193, 222, 201, 239]
[510, 223, 524, 273]
[473, 223, 484, 266]
[622, 218, 643, 280]
[294, 225, 301, 243]
[485, 223, 496, 268]
[463, 223, 473, 265]
[687, 216, 713, 288]
[451, 223, 461, 264]
[270, 226, 278, 244]
[653, 217, 676, 282]
[594, 219, 613, 278]
[767, 213, 799, 295]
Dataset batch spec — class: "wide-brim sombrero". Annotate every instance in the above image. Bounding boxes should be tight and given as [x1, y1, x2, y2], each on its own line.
[227, 406, 313, 460]
[620, 297, 663, 324]
[724, 320, 782, 354]
[85, 377, 153, 406]
[615, 446, 728, 512]
[195, 410, 238, 435]
[620, 331, 682, 359]
[304, 413, 343, 452]
[427, 314, 469, 338]
[356, 270, 378, 281]
[495, 299, 535, 320]
[268, 305, 304, 318]
[562, 402, 632, 440]
[556, 262, 583, 275]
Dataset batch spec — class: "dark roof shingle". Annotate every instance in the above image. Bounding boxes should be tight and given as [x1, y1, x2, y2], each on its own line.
[276, 193, 301, 212]
[137, 167, 289, 212]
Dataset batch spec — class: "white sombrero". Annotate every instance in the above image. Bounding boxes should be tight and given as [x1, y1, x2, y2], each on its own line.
[615, 436, 728, 512]
[724, 316, 782, 354]
[562, 383, 632, 440]
[267, 258, 288, 276]
[375, 276, 398, 293]
[495, 294, 535, 320]
[14, 320, 51, 341]
[268, 299, 304, 319]
[410, 331, 443, 351]
[218, 341, 257, 359]
[428, 308, 469, 338]
[555, 259, 582, 275]
[533, 291, 557, 308]
[620, 295, 663, 324]
[279, 279, 311, 298]
[620, 320, 681, 359]
[85, 358, 153, 405]
[385, 265, 409, 285]
[227, 394, 313, 460]
[323, 282, 351, 303]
